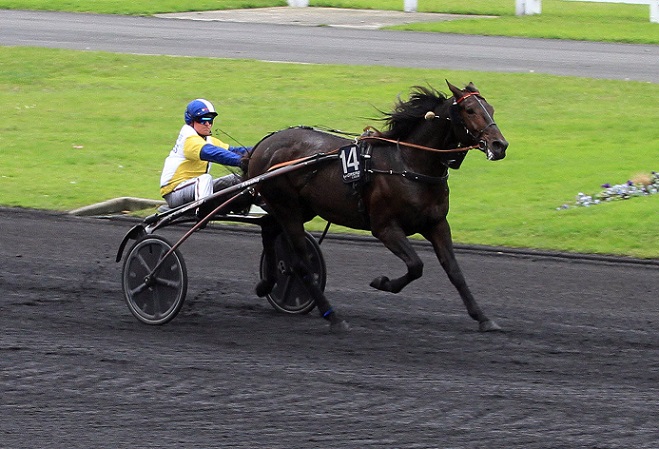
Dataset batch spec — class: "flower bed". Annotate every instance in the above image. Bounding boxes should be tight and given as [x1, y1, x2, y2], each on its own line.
[558, 171, 658, 209]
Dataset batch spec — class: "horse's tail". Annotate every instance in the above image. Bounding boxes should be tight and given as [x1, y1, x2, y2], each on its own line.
[242, 127, 315, 178]
[240, 130, 278, 180]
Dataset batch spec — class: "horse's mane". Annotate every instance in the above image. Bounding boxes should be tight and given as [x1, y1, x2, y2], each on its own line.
[381, 86, 450, 140]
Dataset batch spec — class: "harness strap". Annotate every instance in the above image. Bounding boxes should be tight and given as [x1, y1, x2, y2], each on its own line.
[368, 168, 448, 184]
[265, 150, 339, 172]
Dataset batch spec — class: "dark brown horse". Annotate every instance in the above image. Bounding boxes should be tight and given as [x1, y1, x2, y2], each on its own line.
[246, 81, 508, 332]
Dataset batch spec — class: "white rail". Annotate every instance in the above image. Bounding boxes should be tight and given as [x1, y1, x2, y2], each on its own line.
[287, 0, 656, 23]
[516, 0, 542, 15]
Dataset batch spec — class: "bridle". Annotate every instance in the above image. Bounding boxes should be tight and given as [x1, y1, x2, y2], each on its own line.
[357, 90, 497, 155]
[454, 91, 498, 145]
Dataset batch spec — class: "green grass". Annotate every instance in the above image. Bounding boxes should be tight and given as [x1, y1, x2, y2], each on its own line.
[0, 0, 288, 15]
[0, 0, 657, 44]
[1, 47, 657, 258]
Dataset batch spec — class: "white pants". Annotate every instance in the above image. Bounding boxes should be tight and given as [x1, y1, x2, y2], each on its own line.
[164, 173, 242, 208]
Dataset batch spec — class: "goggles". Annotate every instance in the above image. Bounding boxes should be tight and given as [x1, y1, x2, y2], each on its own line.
[196, 116, 215, 124]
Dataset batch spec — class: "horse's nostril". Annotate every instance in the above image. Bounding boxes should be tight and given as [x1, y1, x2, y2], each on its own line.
[488, 139, 507, 160]
[492, 139, 508, 154]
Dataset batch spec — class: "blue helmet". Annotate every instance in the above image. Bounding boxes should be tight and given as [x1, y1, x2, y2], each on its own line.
[184, 99, 218, 125]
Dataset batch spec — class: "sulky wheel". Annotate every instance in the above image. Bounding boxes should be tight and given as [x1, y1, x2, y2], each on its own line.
[259, 231, 326, 314]
[122, 234, 187, 325]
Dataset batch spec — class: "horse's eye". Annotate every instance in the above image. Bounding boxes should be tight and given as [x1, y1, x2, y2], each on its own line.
[465, 108, 475, 115]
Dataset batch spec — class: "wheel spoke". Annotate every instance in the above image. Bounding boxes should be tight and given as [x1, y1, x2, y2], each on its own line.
[153, 277, 181, 289]
[135, 252, 153, 273]
[157, 244, 169, 258]
[129, 282, 149, 296]
[278, 273, 294, 306]
[151, 289, 164, 318]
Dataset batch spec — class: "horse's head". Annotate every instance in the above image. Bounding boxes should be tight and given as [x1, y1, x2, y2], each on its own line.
[446, 81, 508, 161]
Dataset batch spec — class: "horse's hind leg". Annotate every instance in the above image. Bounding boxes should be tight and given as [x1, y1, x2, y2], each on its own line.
[255, 215, 280, 298]
[261, 210, 348, 332]
[284, 226, 349, 333]
[422, 220, 501, 332]
[370, 226, 424, 293]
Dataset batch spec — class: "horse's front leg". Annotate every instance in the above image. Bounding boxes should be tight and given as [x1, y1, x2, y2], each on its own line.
[370, 225, 424, 294]
[422, 220, 501, 332]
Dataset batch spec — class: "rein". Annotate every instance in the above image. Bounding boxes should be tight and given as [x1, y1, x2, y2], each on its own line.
[357, 134, 480, 154]
[265, 148, 340, 172]
[261, 132, 477, 176]
[258, 89, 493, 185]
[261, 137, 452, 186]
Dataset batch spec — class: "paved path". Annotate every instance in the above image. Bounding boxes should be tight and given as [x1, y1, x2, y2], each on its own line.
[1, 9, 657, 82]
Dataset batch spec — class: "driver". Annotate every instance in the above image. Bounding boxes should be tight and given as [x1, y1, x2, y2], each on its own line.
[160, 98, 252, 209]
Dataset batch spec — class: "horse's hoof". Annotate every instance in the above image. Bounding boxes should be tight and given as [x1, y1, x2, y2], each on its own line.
[479, 319, 503, 332]
[255, 279, 274, 297]
[330, 319, 350, 334]
[370, 276, 391, 292]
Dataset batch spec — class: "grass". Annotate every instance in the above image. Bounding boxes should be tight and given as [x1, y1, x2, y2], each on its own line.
[1, 47, 657, 258]
[0, 0, 657, 44]
[0, 0, 288, 15]
[1, 2, 656, 258]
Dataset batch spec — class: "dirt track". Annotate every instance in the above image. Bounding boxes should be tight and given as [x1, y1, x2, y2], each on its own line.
[1, 207, 657, 448]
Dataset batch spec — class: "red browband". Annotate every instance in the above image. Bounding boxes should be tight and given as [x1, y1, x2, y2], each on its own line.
[455, 91, 481, 104]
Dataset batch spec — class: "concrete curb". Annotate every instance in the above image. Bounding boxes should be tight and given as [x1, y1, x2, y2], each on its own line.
[68, 197, 165, 216]
[154, 7, 494, 30]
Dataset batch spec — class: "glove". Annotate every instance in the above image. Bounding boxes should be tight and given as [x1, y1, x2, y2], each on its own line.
[240, 155, 250, 174]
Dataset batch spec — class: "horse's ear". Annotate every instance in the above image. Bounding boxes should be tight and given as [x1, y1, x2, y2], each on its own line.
[466, 82, 477, 92]
[446, 80, 463, 99]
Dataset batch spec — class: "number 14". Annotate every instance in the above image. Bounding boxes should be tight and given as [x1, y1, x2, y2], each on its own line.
[340, 146, 360, 173]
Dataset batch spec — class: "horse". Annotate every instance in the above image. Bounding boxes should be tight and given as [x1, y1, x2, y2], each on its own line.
[246, 80, 509, 332]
